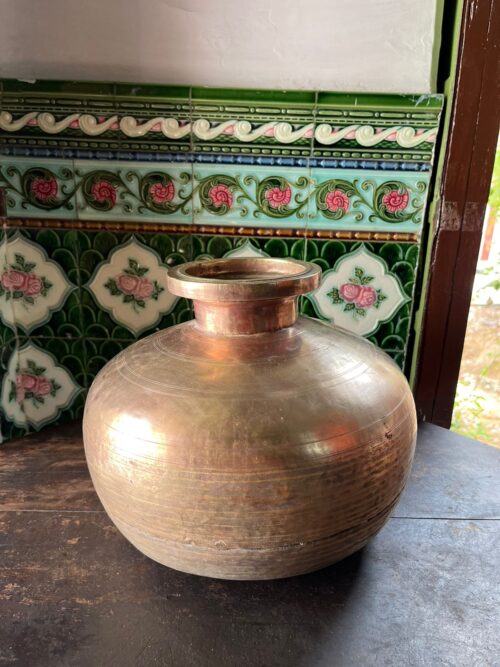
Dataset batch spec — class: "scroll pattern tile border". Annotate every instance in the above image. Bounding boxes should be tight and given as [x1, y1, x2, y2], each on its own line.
[0, 113, 439, 147]
[0, 80, 443, 161]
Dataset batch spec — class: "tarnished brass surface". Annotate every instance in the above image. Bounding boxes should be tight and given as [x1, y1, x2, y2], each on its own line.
[83, 257, 417, 580]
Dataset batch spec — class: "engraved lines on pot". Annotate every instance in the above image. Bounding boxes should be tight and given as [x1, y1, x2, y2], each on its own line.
[87, 437, 411, 557]
[89, 385, 412, 477]
[115, 328, 372, 399]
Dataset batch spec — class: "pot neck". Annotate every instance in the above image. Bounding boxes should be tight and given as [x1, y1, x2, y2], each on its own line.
[193, 297, 298, 335]
[167, 257, 321, 337]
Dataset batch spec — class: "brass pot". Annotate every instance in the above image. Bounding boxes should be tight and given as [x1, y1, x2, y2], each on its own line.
[83, 257, 416, 580]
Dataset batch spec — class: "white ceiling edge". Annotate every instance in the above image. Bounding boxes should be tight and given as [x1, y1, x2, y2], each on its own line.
[0, 0, 441, 94]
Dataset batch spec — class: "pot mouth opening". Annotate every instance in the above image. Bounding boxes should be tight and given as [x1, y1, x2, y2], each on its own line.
[167, 257, 321, 301]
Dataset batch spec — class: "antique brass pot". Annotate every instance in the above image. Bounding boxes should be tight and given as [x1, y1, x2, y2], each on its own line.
[83, 257, 416, 580]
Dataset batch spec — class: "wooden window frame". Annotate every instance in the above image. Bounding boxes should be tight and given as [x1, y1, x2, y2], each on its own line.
[414, 0, 500, 427]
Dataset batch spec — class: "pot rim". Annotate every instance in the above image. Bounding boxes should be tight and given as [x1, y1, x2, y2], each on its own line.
[167, 257, 321, 302]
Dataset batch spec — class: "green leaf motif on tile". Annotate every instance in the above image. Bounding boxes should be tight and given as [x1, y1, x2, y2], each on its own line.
[104, 278, 121, 296]
[373, 180, 427, 224]
[327, 265, 387, 319]
[253, 175, 309, 219]
[9, 359, 62, 408]
[0, 252, 53, 307]
[348, 267, 374, 286]
[315, 179, 356, 220]
[22, 167, 75, 211]
[197, 175, 240, 216]
[80, 170, 122, 212]
[104, 257, 164, 314]
[326, 287, 343, 305]
[138, 171, 191, 215]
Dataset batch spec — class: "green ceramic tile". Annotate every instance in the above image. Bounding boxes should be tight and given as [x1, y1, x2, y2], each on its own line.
[192, 164, 311, 229]
[5, 229, 82, 337]
[81, 298, 193, 384]
[0, 337, 82, 432]
[0, 319, 16, 347]
[313, 93, 442, 162]
[1, 79, 115, 99]
[191, 87, 316, 108]
[80, 230, 193, 339]
[115, 83, 190, 100]
[0, 419, 29, 444]
[28, 336, 87, 390]
[191, 88, 315, 156]
[308, 167, 429, 234]
[73, 160, 193, 222]
[0, 232, 18, 344]
[192, 233, 307, 262]
[316, 92, 443, 112]
[0, 158, 78, 219]
[306, 239, 419, 367]
[113, 84, 191, 152]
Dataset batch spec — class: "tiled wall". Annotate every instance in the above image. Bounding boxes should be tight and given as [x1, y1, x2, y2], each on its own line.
[0, 81, 443, 442]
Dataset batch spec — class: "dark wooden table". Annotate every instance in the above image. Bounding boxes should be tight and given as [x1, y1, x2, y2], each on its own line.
[0, 423, 499, 667]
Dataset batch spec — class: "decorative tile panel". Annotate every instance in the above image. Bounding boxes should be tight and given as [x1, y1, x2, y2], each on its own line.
[0, 80, 442, 442]
[0, 233, 74, 333]
[1, 341, 81, 431]
[314, 92, 442, 162]
[0, 158, 77, 218]
[87, 237, 177, 335]
[192, 164, 311, 228]
[73, 160, 193, 222]
[310, 246, 410, 336]
[308, 169, 428, 233]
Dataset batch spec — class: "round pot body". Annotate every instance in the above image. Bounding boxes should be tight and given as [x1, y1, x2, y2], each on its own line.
[83, 257, 416, 580]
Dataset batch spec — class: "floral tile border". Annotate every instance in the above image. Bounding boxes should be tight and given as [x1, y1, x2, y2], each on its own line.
[0, 158, 430, 234]
[191, 163, 312, 228]
[0, 158, 78, 219]
[73, 160, 193, 222]
[308, 169, 427, 233]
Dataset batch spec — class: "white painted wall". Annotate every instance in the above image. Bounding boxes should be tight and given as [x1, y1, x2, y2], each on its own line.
[0, 0, 440, 93]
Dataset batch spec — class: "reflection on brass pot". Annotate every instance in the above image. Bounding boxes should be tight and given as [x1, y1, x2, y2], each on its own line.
[83, 257, 417, 580]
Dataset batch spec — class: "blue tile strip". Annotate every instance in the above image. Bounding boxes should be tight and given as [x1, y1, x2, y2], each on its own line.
[0, 146, 431, 171]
